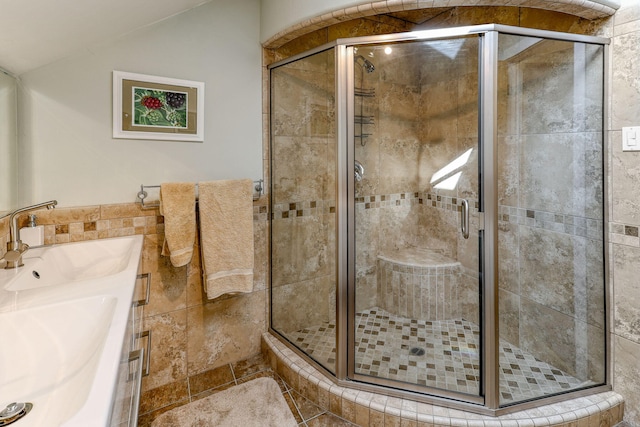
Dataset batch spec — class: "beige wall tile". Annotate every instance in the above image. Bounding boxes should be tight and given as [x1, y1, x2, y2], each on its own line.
[614, 335, 640, 423]
[142, 309, 188, 391]
[100, 203, 158, 219]
[30, 206, 101, 225]
[614, 0, 640, 27]
[519, 226, 597, 319]
[272, 275, 333, 333]
[271, 215, 331, 287]
[141, 233, 188, 317]
[611, 131, 640, 225]
[185, 231, 204, 305]
[520, 296, 605, 379]
[186, 290, 266, 375]
[611, 30, 640, 130]
[499, 289, 520, 344]
[612, 243, 640, 343]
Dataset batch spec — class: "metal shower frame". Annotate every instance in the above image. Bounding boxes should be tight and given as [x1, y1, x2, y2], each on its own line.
[268, 23, 611, 415]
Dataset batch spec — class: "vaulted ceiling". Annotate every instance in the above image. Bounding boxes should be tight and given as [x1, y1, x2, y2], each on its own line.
[0, 0, 213, 75]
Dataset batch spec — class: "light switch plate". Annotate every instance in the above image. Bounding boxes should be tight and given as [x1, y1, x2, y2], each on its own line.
[622, 126, 640, 151]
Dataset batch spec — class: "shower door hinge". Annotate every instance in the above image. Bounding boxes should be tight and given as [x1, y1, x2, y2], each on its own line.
[478, 212, 485, 231]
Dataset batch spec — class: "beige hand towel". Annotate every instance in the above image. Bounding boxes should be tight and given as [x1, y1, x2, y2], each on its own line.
[160, 182, 196, 267]
[199, 179, 254, 299]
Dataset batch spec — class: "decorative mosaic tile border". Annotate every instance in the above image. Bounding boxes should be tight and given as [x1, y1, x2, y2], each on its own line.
[378, 258, 460, 275]
[356, 192, 419, 210]
[272, 200, 336, 219]
[253, 205, 269, 222]
[272, 196, 607, 247]
[355, 192, 480, 213]
[609, 222, 640, 247]
[499, 205, 604, 241]
[272, 193, 478, 218]
[0, 203, 268, 255]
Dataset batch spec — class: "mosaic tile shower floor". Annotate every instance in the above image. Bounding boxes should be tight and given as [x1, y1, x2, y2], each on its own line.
[288, 307, 591, 404]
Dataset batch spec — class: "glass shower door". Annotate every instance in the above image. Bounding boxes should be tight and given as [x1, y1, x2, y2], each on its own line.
[270, 47, 338, 374]
[495, 34, 606, 406]
[350, 36, 482, 399]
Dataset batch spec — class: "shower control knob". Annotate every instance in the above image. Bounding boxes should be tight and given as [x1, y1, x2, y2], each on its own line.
[355, 160, 365, 182]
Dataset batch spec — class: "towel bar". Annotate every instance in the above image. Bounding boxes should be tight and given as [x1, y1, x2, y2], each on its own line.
[136, 179, 264, 208]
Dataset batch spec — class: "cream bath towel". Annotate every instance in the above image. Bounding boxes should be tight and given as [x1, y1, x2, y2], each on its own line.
[199, 179, 254, 299]
[159, 182, 196, 267]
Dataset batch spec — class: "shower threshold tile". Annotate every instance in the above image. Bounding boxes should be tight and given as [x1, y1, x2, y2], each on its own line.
[285, 307, 588, 403]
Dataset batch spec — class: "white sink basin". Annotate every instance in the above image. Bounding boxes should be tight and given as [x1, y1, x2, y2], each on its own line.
[0, 296, 116, 426]
[0, 237, 136, 292]
[0, 235, 144, 427]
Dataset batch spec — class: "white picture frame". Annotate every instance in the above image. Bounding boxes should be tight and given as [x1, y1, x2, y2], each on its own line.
[113, 71, 204, 142]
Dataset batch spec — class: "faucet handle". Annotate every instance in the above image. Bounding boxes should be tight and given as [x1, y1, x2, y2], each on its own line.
[3, 250, 23, 263]
[6, 241, 28, 253]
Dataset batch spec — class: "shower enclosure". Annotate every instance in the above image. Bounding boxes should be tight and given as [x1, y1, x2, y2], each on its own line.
[269, 24, 608, 413]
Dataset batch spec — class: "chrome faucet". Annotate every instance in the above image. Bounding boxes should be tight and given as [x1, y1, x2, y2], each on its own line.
[3, 200, 57, 269]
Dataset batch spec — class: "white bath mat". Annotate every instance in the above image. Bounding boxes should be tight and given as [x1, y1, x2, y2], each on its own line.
[150, 377, 297, 427]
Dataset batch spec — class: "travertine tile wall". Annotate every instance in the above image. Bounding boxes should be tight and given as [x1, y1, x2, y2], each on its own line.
[0, 201, 269, 416]
[352, 36, 481, 320]
[267, 5, 640, 425]
[268, 6, 610, 334]
[496, 37, 607, 382]
[609, 0, 640, 423]
[270, 47, 338, 335]
[0, 2, 636, 425]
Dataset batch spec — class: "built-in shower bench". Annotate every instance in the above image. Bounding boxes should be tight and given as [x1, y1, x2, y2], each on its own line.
[376, 247, 463, 321]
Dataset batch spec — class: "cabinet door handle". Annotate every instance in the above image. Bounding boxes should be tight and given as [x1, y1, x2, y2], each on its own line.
[134, 330, 152, 377]
[133, 273, 151, 307]
[128, 348, 144, 427]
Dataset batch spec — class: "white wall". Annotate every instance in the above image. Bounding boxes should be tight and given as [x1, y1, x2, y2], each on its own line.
[260, 0, 365, 43]
[18, 0, 262, 207]
[0, 71, 17, 213]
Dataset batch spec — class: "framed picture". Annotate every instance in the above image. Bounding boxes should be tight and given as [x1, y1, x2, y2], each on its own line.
[113, 71, 204, 142]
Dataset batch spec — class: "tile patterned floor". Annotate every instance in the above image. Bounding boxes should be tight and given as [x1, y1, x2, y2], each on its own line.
[138, 353, 355, 427]
[288, 307, 590, 404]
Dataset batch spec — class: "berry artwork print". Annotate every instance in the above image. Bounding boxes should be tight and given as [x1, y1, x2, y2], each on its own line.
[133, 87, 188, 128]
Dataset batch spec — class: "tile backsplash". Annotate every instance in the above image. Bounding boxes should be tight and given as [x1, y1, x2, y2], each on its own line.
[0, 200, 269, 418]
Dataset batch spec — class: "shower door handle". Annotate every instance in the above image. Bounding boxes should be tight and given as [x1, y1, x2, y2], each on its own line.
[460, 199, 470, 239]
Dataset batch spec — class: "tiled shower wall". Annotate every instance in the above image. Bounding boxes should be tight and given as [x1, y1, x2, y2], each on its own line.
[0, 201, 269, 416]
[270, 47, 338, 334]
[267, 4, 640, 424]
[608, 0, 640, 422]
[0, 2, 637, 425]
[350, 35, 481, 322]
[496, 38, 607, 381]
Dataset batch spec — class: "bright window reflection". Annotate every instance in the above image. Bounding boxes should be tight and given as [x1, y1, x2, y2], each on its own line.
[430, 148, 473, 189]
[434, 171, 462, 190]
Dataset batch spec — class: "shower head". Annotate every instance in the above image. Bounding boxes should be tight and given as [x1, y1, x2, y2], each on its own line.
[355, 55, 375, 73]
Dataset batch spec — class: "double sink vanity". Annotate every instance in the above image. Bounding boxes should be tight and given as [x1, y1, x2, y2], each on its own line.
[0, 232, 146, 426]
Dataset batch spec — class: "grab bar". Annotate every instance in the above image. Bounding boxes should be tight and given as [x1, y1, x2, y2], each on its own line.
[460, 199, 470, 239]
